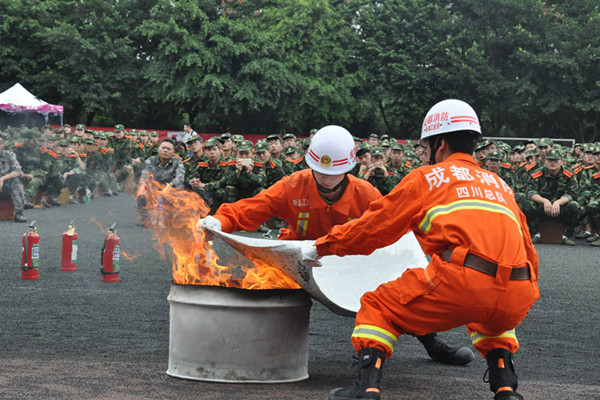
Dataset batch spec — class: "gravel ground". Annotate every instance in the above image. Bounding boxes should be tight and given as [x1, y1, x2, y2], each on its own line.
[0, 195, 598, 400]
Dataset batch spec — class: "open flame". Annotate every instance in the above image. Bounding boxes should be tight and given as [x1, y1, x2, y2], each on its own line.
[138, 176, 300, 289]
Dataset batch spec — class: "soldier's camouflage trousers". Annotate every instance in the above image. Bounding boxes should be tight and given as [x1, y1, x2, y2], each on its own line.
[0, 177, 25, 212]
[522, 199, 580, 237]
[23, 176, 47, 203]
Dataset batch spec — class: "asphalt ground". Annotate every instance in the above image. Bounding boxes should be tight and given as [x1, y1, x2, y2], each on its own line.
[0, 195, 598, 400]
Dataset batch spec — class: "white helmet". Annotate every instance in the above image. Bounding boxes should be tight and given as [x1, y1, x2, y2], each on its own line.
[420, 99, 481, 145]
[306, 125, 356, 175]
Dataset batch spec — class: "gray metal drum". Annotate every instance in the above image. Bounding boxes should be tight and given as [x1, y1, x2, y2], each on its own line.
[166, 284, 313, 383]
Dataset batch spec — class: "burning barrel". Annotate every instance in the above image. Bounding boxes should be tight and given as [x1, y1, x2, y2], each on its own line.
[166, 283, 312, 383]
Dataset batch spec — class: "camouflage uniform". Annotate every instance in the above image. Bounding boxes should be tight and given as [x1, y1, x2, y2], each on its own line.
[141, 154, 185, 188]
[359, 148, 399, 196]
[85, 139, 118, 195]
[282, 146, 308, 175]
[254, 142, 285, 188]
[109, 125, 133, 182]
[522, 149, 580, 239]
[222, 140, 266, 203]
[12, 131, 51, 204]
[0, 146, 25, 216]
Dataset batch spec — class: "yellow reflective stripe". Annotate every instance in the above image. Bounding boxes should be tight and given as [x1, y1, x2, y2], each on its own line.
[418, 200, 522, 236]
[352, 325, 397, 352]
[296, 212, 310, 235]
[470, 330, 518, 346]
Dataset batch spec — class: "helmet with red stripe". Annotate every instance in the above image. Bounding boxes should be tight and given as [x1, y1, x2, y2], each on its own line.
[306, 125, 356, 175]
[420, 99, 481, 147]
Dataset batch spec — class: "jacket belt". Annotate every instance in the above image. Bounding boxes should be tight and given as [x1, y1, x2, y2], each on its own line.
[441, 249, 531, 281]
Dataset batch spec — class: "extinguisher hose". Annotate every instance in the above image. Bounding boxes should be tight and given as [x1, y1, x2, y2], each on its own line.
[23, 234, 29, 272]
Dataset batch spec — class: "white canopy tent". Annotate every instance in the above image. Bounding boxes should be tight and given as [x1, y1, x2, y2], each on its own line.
[0, 83, 63, 125]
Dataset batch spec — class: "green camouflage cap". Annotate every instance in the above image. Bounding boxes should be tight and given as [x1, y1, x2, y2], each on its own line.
[69, 137, 80, 143]
[218, 133, 232, 142]
[381, 134, 390, 141]
[545, 148, 562, 160]
[371, 147, 386, 157]
[583, 143, 594, 153]
[592, 146, 600, 154]
[537, 138, 552, 147]
[23, 128, 40, 139]
[303, 138, 311, 149]
[139, 130, 149, 137]
[97, 132, 107, 140]
[75, 124, 86, 130]
[356, 142, 373, 156]
[237, 140, 253, 152]
[58, 139, 70, 147]
[380, 139, 390, 148]
[352, 136, 362, 143]
[254, 141, 269, 153]
[64, 124, 72, 129]
[282, 133, 296, 140]
[525, 149, 537, 158]
[204, 137, 221, 148]
[368, 133, 379, 139]
[46, 135, 58, 142]
[486, 150, 503, 160]
[475, 139, 493, 152]
[284, 145, 299, 155]
[512, 144, 525, 153]
[114, 124, 125, 131]
[232, 134, 244, 143]
[390, 142, 404, 151]
[55, 128, 65, 135]
[186, 134, 202, 144]
[150, 131, 158, 137]
[266, 134, 281, 142]
[83, 138, 95, 145]
[309, 128, 318, 135]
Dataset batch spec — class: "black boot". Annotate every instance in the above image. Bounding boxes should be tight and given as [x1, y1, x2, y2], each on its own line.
[485, 348, 524, 400]
[417, 333, 474, 365]
[329, 347, 385, 400]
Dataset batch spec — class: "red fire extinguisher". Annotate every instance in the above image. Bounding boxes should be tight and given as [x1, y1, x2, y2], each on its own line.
[101, 223, 120, 282]
[22, 221, 40, 280]
[61, 221, 78, 271]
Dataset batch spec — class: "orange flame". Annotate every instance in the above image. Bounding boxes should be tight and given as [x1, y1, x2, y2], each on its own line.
[121, 251, 139, 261]
[138, 176, 300, 289]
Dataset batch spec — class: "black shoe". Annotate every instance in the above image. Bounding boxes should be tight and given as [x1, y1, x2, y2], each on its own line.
[494, 390, 524, 400]
[24, 202, 34, 210]
[329, 348, 385, 400]
[14, 211, 27, 223]
[419, 333, 474, 366]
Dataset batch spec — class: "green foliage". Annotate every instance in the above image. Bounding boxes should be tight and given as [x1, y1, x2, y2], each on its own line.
[0, 0, 599, 140]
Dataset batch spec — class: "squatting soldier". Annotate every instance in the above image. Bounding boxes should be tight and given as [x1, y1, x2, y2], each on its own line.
[254, 141, 285, 188]
[282, 133, 297, 150]
[218, 133, 235, 160]
[55, 139, 89, 203]
[266, 134, 284, 161]
[13, 129, 52, 208]
[360, 147, 398, 196]
[195, 137, 230, 214]
[354, 142, 373, 177]
[282, 145, 307, 175]
[138, 138, 186, 225]
[522, 148, 580, 245]
[145, 131, 159, 157]
[83, 138, 118, 197]
[484, 150, 514, 188]
[0, 134, 26, 222]
[222, 140, 266, 203]
[109, 124, 133, 185]
[184, 135, 213, 206]
[387, 142, 410, 183]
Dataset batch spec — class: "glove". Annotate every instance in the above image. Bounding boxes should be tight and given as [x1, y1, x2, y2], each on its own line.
[196, 215, 222, 240]
[300, 241, 322, 268]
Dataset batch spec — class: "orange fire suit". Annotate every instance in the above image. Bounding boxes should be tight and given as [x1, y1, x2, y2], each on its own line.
[213, 168, 382, 240]
[315, 152, 540, 358]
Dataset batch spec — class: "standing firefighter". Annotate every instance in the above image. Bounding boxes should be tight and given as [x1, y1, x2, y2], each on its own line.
[198, 125, 474, 368]
[302, 101, 539, 400]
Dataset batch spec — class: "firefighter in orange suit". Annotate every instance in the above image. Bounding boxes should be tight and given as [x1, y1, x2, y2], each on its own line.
[199, 125, 474, 367]
[302, 101, 540, 400]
